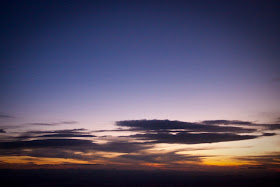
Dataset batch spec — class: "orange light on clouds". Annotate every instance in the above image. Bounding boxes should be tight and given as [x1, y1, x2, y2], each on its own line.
[140, 163, 166, 168]
[0, 156, 89, 165]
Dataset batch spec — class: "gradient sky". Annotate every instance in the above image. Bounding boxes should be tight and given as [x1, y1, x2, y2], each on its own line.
[0, 0, 280, 172]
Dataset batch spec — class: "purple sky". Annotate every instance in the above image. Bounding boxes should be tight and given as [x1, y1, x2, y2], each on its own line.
[0, 0, 279, 171]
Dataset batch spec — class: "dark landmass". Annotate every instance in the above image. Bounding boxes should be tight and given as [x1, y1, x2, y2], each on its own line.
[0, 169, 279, 187]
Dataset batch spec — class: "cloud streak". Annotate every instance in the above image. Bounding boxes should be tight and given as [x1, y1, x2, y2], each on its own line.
[129, 132, 258, 144]
[0, 139, 94, 149]
[116, 120, 257, 133]
[0, 113, 14, 119]
[121, 152, 202, 163]
[26, 121, 78, 126]
[14, 128, 92, 141]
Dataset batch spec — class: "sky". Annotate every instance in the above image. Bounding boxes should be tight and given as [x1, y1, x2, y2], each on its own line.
[0, 0, 280, 172]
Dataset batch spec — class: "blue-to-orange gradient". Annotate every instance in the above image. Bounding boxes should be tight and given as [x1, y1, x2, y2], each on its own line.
[0, 0, 280, 174]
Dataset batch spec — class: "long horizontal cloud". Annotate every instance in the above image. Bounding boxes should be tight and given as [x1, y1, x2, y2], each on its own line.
[39, 133, 95, 138]
[115, 119, 279, 144]
[25, 121, 78, 126]
[19, 148, 103, 161]
[201, 120, 253, 125]
[27, 128, 87, 134]
[121, 152, 202, 163]
[0, 139, 150, 154]
[236, 152, 280, 170]
[0, 139, 94, 149]
[202, 120, 280, 130]
[129, 132, 258, 144]
[15, 128, 93, 140]
[117, 119, 280, 132]
[264, 124, 280, 130]
[239, 154, 280, 163]
[116, 120, 256, 133]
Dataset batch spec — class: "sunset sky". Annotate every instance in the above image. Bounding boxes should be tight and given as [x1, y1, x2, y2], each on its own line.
[0, 0, 280, 173]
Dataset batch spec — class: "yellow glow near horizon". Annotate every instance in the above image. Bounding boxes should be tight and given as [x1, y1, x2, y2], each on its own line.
[202, 156, 258, 166]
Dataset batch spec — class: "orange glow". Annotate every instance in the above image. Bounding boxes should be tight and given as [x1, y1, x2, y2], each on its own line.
[140, 163, 166, 168]
[0, 156, 89, 165]
[202, 156, 258, 166]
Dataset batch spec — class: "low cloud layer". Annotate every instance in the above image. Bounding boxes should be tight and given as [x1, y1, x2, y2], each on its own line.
[0, 119, 279, 170]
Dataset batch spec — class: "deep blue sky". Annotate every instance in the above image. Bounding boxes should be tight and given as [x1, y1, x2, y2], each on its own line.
[1, 0, 279, 128]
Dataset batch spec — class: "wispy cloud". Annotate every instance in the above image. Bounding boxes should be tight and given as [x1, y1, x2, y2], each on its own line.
[25, 121, 78, 126]
[0, 113, 14, 119]
[236, 152, 280, 170]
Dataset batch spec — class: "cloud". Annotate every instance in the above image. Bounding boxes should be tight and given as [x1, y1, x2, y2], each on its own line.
[116, 120, 256, 133]
[39, 133, 95, 138]
[121, 152, 202, 163]
[26, 121, 78, 126]
[201, 120, 253, 125]
[114, 120, 280, 145]
[0, 119, 279, 169]
[129, 132, 258, 144]
[0, 113, 14, 119]
[265, 124, 280, 130]
[246, 165, 267, 170]
[0, 139, 94, 149]
[14, 128, 92, 140]
[0, 139, 150, 157]
[27, 128, 87, 134]
[97, 142, 151, 153]
[235, 152, 280, 170]
[20, 148, 102, 161]
[262, 133, 277, 136]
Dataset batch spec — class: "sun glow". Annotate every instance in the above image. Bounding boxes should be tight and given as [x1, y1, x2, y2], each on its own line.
[202, 156, 258, 166]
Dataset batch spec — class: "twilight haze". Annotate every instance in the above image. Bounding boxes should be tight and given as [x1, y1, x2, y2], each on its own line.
[0, 0, 280, 181]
